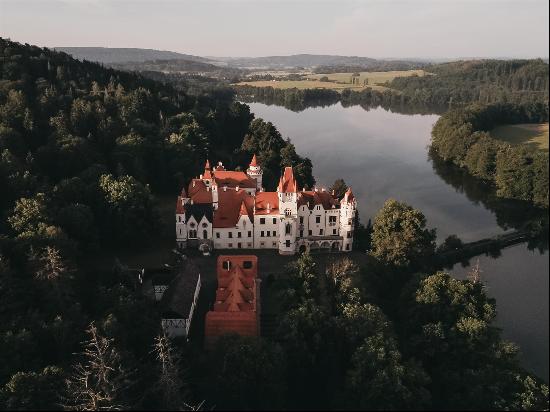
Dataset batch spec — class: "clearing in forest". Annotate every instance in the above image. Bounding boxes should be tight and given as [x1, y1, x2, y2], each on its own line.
[235, 69, 429, 92]
[490, 123, 549, 151]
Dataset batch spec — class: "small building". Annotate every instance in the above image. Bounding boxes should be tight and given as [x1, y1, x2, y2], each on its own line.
[160, 258, 201, 338]
[204, 255, 260, 347]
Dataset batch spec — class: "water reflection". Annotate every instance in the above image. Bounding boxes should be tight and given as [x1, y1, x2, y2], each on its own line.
[246, 101, 549, 381]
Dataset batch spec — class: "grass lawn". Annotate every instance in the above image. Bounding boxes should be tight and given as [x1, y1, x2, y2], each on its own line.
[235, 69, 428, 92]
[490, 123, 549, 152]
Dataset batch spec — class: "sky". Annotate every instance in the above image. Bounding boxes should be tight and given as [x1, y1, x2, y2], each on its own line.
[1, 0, 548, 58]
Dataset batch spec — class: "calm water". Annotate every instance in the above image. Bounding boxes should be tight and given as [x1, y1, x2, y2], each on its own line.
[248, 102, 549, 380]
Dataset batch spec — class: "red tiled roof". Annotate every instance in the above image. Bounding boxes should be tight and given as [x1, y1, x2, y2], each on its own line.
[205, 256, 259, 345]
[297, 190, 339, 210]
[213, 189, 254, 228]
[188, 179, 213, 204]
[250, 154, 258, 167]
[278, 167, 297, 193]
[214, 170, 256, 189]
[254, 191, 279, 215]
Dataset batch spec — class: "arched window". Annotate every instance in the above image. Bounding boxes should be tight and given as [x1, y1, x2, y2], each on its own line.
[203, 230, 208, 239]
[285, 223, 292, 235]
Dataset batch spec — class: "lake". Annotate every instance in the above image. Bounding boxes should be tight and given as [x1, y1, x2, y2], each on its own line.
[247, 101, 549, 381]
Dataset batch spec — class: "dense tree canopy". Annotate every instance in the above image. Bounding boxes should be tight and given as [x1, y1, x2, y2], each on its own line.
[431, 102, 549, 207]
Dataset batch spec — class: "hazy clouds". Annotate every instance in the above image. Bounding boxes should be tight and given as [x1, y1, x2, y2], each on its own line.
[1, 0, 548, 58]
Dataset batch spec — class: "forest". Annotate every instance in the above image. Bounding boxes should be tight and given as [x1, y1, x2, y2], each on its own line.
[431, 102, 549, 208]
[234, 59, 549, 112]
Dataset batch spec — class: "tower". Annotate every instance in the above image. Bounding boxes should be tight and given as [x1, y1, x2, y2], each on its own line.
[277, 167, 298, 255]
[339, 187, 357, 252]
[246, 154, 263, 191]
[176, 188, 188, 249]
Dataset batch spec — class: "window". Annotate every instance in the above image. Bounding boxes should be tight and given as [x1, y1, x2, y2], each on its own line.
[273, 218, 277, 224]
[267, 231, 270, 237]
[243, 261, 253, 269]
[238, 242, 242, 248]
[190, 222, 196, 228]
[260, 242, 265, 247]
[347, 231, 354, 239]
[273, 231, 277, 237]
[285, 208, 292, 216]
[229, 232, 233, 238]
[202, 222, 208, 228]
[346, 244, 350, 251]
[261, 231, 264, 237]
[299, 216, 304, 224]
[348, 218, 352, 225]
[319, 229, 323, 235]
[178, 216, 181, 222]
[308, 230, 312, 236]
[300, 230, 303, 237]
[248, 243, 252, 247]
[238, 232, 242, 238]
[315, 216, 321, 224]
[203, 229, 208, 239]
[216, 232, 220, 238]
[248, 231, 252, 237]
[260, 218, 265, 224]
[329, 216, 337, 223]
[285, 223, 291, 235]
[189, 230, 197, 238]
[286, 240, 291, 247]
[333, 229, 337, 235]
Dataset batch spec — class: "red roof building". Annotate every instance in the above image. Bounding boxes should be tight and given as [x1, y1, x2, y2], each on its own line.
[205, 255, 260, 346]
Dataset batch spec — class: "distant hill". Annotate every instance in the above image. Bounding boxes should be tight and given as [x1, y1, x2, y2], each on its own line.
[55, 47, 213, 64]
[111, 58, 222, 73]
[216, 54, 426, 69]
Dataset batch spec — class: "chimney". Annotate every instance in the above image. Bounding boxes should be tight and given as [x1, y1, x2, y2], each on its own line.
[267, 202, 271, 213]
[192, 181, 196, 188]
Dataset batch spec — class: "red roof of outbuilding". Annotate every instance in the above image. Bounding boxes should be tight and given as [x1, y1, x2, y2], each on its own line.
[205, 256, 260, 346]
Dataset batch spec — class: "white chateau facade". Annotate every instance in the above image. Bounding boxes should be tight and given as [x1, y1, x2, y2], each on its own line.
[175, 155, 357, 255]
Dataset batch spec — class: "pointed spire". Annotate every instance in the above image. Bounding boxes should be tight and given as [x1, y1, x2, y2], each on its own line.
[343, 187, 355, 202]
[279, 167, 297, 193]
[203, 159, 212, 179]
[250, 153, 258, 167]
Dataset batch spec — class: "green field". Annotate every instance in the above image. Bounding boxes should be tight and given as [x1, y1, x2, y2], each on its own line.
[490, 123, 549, 151]
[235, 69, 428, 92]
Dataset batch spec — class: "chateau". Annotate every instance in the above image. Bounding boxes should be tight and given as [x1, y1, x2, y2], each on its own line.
[175, 155, 357, 255]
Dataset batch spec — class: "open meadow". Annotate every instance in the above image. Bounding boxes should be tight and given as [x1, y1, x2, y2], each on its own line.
[490, 123, 549, 151]
[235, 69, 429, 92]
